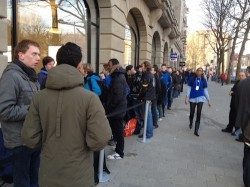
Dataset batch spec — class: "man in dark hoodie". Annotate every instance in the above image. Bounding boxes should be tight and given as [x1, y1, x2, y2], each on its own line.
[235, 66, 250, 187]
[0, 39, 41, 187]
[138, 61, 156, 139]
[106, 58, 129, 160]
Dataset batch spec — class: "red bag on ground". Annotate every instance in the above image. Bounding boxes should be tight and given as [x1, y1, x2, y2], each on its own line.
[123, 118, 137, 137]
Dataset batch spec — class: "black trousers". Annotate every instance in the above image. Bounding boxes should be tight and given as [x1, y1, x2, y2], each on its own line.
[108, 118, 124, 157]
[225, 107, 238, 131]
[189, 102, 203, 125]
[243, 144, 250, 187]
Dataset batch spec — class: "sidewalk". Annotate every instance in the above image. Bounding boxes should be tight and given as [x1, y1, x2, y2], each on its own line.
[100, 81, 244, 187]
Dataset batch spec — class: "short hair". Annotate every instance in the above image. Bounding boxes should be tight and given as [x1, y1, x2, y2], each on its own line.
[42, 56, 54, 67]
[14, 39, 40, 60]
[153, 64, 159, 72]
[126, 65, 133, 72]
[56, 42, 82, 68]
[136, 65, 142, 70]
[247, 66, 250, 74]
[142, 61, 152, 72]
[161, 63, 167, 67]
[109, 58, 119, 65]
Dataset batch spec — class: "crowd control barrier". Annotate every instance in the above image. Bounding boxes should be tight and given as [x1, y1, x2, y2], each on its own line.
[98, 100, 150, 183]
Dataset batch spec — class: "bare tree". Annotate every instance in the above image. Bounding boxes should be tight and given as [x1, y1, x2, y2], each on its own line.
[236, 17, 250, 77]
[202, 0, 235, 75]
[186, 35, 204, 69]
[227, 0, 250, 83]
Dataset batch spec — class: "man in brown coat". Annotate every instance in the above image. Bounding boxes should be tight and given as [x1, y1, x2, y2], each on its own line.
[21, 42, 112, 187]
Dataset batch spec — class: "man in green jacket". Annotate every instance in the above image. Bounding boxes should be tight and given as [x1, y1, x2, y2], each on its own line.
[21, 42, 112, 187]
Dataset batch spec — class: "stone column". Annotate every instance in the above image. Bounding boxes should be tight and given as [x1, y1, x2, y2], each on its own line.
[0, 0, 8, 76]
[99, 0, 126, 67]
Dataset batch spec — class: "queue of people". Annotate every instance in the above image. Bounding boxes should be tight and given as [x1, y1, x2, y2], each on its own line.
[1, 39, 248, 187]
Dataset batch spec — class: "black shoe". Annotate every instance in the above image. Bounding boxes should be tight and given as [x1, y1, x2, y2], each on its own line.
[167, 107, 171, 110]
[154, 125, 159, 129]
[108, 140, 116, 146]
[235, 138, 243, 142]
[133, 130, 140, 135]
[194, 131, 199, 136]
[231, 132, 236, 136]
[221, 128, 232, 133]
[138, 134, 143, 138]
[189, 124, 192, 129]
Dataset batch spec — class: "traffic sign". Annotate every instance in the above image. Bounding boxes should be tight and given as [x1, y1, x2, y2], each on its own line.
[170, 52, 178, 61]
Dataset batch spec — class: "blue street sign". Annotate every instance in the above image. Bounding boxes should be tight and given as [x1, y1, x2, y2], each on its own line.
[170, 52, 178, 61]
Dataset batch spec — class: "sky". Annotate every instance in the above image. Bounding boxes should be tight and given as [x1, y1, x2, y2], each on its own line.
[185, 0, 250, 54]
[186, 0, 205, 33]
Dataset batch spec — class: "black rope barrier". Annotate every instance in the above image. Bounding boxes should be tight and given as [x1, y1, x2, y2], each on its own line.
[106, 101, 145, 118]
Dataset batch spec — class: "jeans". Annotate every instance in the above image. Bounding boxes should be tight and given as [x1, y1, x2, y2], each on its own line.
[109, 118, 124, 157]
[11, 146, 40, 187]
[145, 102, 153, 139]
[151, 100, 158, 126]
[167, 88, 173, 108]
[243, 144, 250, 187]
[157, 104, 163, 118]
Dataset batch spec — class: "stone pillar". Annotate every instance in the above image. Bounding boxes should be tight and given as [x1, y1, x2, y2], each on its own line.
[0, 0, 8, 76]
[99, 0, 126, 67]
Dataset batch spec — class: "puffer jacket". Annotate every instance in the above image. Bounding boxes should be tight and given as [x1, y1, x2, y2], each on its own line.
[0, 62, 39, 148]
[106, 65, 128, 118]
[21, 64, 112, 187]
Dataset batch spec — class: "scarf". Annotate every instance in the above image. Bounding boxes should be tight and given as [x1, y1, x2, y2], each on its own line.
[14, 60, 38, 82]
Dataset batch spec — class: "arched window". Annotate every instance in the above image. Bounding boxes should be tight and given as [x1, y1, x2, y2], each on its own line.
[8, 0, 99, 72]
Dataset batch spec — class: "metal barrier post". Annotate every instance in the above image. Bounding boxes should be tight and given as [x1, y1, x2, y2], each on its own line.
[98, 149, 110, 183]
[141, 100, 151, 143]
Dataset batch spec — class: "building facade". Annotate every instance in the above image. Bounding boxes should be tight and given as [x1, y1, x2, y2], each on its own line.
[0, 0, 187, 75]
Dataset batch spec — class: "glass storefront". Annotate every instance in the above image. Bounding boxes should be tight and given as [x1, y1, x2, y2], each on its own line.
[7, 0, 99, 72]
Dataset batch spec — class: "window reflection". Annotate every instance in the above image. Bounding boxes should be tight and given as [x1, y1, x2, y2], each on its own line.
[16, 0, 88, 71]
[124, 25, 136, 66]
[5, 0, 12, 62]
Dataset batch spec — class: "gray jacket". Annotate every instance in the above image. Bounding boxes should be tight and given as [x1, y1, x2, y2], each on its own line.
[0, 63, 39, 148]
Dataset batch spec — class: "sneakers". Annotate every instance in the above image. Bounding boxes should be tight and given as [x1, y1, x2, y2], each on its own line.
[107, 153, 122, 160]
[158, 118, 163, 122]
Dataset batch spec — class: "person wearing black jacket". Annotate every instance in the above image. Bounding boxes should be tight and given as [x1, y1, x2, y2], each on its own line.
[152, 65, 162, 127]
[138, 61, 156, 139]
[235, 66, 250, 187]
[172, 70, 182, 98]
[106, 59, 128, 160]
[222, 72, 246, 133]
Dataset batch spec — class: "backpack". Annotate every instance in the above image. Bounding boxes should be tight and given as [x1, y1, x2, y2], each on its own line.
[87, 77, 109, 103]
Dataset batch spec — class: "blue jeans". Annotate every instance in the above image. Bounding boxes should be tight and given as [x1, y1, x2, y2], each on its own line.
[167, 88, 173, 108]
[151, 100, 158, 126]
[146, 103, 153, 139]
[12, 146, 40, 187]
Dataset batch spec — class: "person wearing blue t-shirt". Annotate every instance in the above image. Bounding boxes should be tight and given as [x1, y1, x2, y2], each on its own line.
[185, 67, 211, 136]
